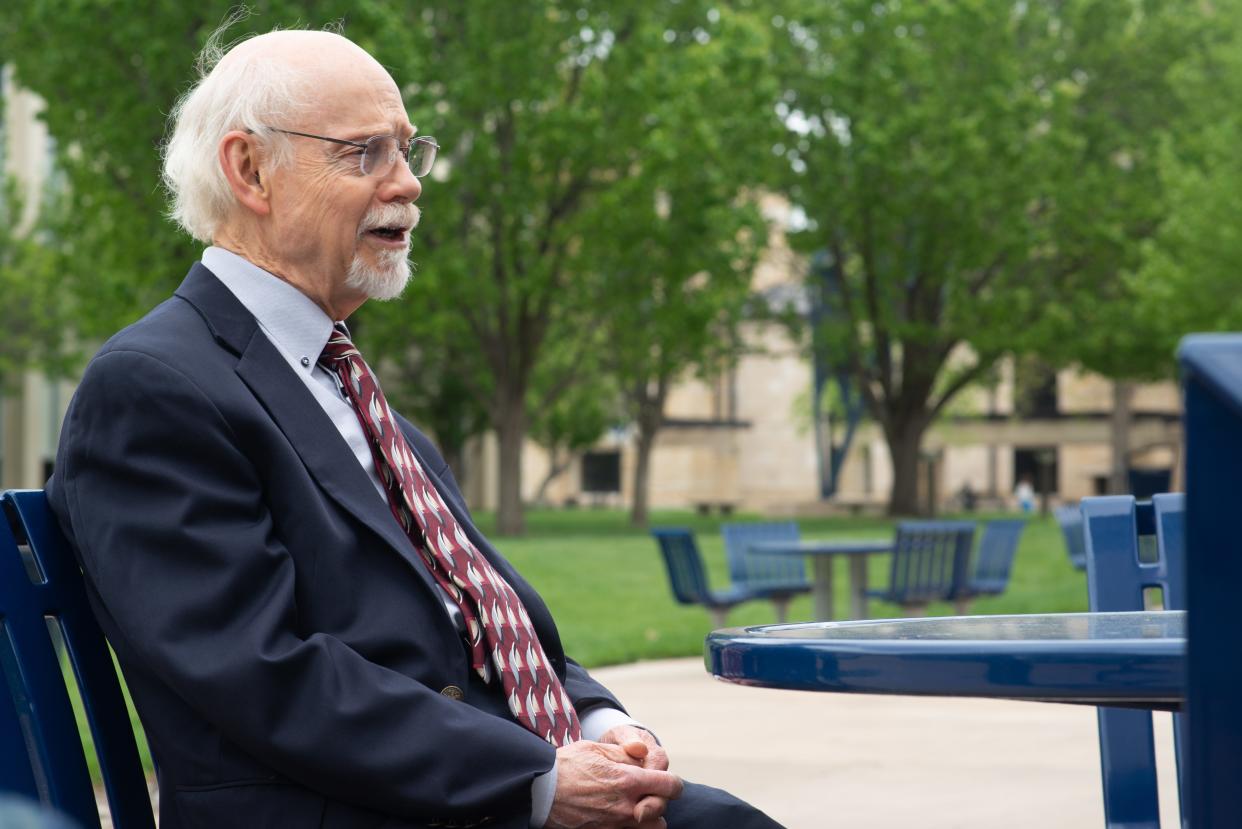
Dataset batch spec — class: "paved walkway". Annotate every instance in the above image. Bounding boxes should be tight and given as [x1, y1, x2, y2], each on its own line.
[593, 657, 1181, 829]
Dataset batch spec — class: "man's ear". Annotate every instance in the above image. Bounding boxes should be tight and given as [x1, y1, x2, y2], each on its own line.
[219, 130, 271, 217]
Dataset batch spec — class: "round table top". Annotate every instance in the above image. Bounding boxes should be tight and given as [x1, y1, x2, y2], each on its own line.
[706, 610, 1184, 707]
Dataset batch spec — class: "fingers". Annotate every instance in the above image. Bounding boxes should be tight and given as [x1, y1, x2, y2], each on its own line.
[622, 739, 649, 762]
[627, 766, 684, 801]
[634, 793, 670, 823]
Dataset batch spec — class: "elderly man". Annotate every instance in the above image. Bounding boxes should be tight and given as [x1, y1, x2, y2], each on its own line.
[48, 27, 782, 829]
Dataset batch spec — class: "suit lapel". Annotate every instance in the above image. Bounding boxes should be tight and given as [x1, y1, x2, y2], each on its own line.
[175, 265, 442, 596]
[175, 263, 563, 664]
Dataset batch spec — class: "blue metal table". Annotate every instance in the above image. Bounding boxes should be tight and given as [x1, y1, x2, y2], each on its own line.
[750, 540, 891, 620]
[706, 610, 1184, 709]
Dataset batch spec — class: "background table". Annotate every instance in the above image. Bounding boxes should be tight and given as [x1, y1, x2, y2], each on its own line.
[750, 539, 891, 620]
[706, 610, 1184, 709]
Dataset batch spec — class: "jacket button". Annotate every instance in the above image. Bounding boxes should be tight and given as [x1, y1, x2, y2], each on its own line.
[440, 685, 465, 701]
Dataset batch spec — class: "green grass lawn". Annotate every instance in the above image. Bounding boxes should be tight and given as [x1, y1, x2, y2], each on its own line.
[75, 507, 1085, 781]
[477, 507, 1088, 668]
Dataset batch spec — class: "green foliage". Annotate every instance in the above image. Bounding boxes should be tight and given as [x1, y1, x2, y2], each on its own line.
[0, 179, 74, 385]
[528, 345, 618, 457]
[768, 0, 1209, 510]
[1017, 0, 1220, 380]
[4, 3, 771, 528]
[350, 2, 781, 529]
[1127, 0, 1242, 366]
[0, 1, 357, 336]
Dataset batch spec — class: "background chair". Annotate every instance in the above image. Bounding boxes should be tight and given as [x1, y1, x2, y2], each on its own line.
[720, 522, 812, 623]
[1082, 493, 1185, 829]
[651, 527, 766, 627]
[867, 521, 976, 614]
[948, 518, 1026, 615]
[0, 489, 155, 829]
[1055, 503, 1088, 571]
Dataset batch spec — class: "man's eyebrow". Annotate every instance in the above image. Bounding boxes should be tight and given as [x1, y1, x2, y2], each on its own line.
[339, 123, 418, 142]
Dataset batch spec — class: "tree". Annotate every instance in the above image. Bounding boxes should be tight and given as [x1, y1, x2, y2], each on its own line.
[592, 179, 765, 527]
[0, 179, 73, 385]
[1010, 0, 1217, 494]
[527, 348, 618, 507]
[1126, 0, 1242, 368]
[354, 2, 779, 533]
[772, 0, 1202, 514]
[361, 294, 492, 480]
[0, 1, 357, 337]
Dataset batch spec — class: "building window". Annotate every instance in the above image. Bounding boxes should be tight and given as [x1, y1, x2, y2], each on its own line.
[580, 451, 621, 494]
[1013, 446, 1058, 496]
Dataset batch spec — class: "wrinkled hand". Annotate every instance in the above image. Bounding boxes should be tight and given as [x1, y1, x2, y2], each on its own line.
[597, 724, 672, 823]
[598, 725, 668, 772]
[545, 739, 683, 828]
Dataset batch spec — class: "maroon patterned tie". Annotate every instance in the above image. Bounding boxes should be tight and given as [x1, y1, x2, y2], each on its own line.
[319, 326, 582, 745]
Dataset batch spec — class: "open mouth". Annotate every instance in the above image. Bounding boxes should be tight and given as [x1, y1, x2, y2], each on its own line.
[366, 226, 408, 243]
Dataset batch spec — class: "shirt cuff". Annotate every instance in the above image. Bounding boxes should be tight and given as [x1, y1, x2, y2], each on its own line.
[579, 706, 642, 741]
[530, 760, 556, 828]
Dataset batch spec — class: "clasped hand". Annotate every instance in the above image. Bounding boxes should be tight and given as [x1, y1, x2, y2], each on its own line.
[545, 725, 682, 828]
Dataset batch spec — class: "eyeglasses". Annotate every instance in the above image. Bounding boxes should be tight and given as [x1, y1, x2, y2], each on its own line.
[265, 127, 439, 178]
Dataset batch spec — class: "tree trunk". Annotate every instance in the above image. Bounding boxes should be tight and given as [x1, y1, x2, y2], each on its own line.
[628, 377, 669, 529]
[532, 446, 568, 507]
[1109, 380, 1134, 494]
[630, 428, 655, 528]
[495, 392, 527, 536]
[885, 415, 929, 516]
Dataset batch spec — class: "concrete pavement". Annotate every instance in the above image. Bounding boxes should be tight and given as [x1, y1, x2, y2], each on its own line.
[592, 657, 1181, 829]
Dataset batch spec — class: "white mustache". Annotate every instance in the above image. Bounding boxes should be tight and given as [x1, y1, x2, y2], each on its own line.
[358, 203, 421, 235]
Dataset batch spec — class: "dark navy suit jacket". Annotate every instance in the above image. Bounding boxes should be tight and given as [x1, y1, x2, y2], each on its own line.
[48, 264, 622, 828]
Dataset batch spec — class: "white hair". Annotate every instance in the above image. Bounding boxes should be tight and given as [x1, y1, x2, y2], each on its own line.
[161, 21, 312, 242]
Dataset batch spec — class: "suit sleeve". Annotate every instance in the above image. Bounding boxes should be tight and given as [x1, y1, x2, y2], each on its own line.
[55, 349, 556, 821]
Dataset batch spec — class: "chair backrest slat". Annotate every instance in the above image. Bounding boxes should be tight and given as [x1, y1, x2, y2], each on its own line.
[885, 521, 975, 606]
[650, 528, 712, 606]
[1, 489, 155, 829]
[720, 522, 806, 589]
[1082, 493, 1185, 829]
[1055, 503, 1087, 570]
[965, 519, 1025, 594]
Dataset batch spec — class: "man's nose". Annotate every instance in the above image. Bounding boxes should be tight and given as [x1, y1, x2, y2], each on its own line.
[380, 159, 422, 203]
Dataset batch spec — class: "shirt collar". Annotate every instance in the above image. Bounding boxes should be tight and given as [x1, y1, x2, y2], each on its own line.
[202, 246, 336, 372]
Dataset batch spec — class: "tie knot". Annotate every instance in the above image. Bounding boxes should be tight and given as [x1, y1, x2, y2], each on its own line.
[318, 325, 360, 368]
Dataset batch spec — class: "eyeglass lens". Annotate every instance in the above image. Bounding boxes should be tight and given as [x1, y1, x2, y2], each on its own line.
[361, 136, 437, 178]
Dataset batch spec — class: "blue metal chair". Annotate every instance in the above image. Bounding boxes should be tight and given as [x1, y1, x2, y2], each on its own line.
[720, 522, 812, 623]
[867, 521, 975, 614]
[0, 489, 155, 829]
[1082, 493, 1185, 829]
[1055, 503, 1088, 571]
[651, 527, 765, 627]
[948, 518, 1026, 615]
[1180, 334, 1242, 827]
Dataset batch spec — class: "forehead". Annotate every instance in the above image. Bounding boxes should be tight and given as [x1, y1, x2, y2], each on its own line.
[300, 53, 413, 137]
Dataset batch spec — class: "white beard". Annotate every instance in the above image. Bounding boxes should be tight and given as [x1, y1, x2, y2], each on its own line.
[345, 247, 411, 301]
